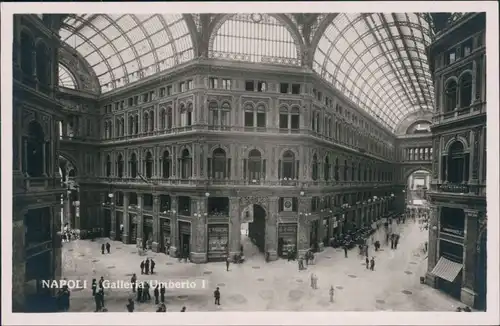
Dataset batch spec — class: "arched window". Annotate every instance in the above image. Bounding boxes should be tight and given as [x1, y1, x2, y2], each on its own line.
[130, 153, 138, 178]
[210, 102, 231, 128]
[181, 149, 192, 179]
[459, 73, 472, 108]
[36, 42, 50, 86]
[145, 151, 153, 178]
[149, 111, 154, 131]
[343, 160, 348, 181]
[351, 162, 356, 181]
[247, 149, 263, 181]
[106, 155, 111, 177]
[117, 154, 124, 178]
[166, 108, 173, 129]
[134, 114, 139, 134]
[143, 112, 149, 133]
[212, 148, 227, 179]
[20, 32, 34, 76]
[162, 151, 171, 178]
[312, 154, 319, 181]
[120, 118, 125, 136]
[281, 150, 296, 179]
[324, 156, 330, 181]
[180, 104, 192, 127]
[446, 141, 469, 183]
[160, 109, 166, 129]
[444, 80, 458, 112]
[26, 121, 45, 177]
[334, 158, 339, 181]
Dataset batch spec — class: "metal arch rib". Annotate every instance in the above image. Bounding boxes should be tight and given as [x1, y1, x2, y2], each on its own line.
[102, 14, 143, 82]
[64, 16, 129, 85]
[72, 14, 99, 35]
[129, 15, 160, 73]
[413, 13, 436, 108]
[157, 15, 180, 66]
[384, 14, 427, 108]
[61, 23, 116, 87]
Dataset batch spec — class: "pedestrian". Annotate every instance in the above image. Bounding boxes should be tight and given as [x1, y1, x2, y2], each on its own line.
[160, 284, 165, 303]
[94, 289, 102, 312]
[150, 259, 156, 274]
[365, 256, 369, 269]
[311, 273, 318, 289]
[154, 285, 160, 304]
[143, 281, 151, 301]
[137, 283, 143, 302]
[106, 242, 111, 254]
[60, 286, 70, 311]
[101, 243, 105, 255]
[140, 260, 145, 274]
[145, 259, 150, 275]
[131, 274, 137, 293]
[394, 235, 400, 249]
[329, 286, 334, 303]
[91, 278, 97, 296]
[310, 273, 315, 288]
[181, 306, 186, 312]
[214, 287, 221, 305]
[226, 255, 231, 271]
[424, 241, 428, 253]
[344, 246, 348, 258]
[99, 276, 104, 291]
[370, 257, 375, 271]
[126, 298, 134, 312]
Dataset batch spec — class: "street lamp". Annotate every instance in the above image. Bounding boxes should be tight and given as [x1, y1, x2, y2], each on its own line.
[300, 191, 305, 196]
[108, 193, 114, 198]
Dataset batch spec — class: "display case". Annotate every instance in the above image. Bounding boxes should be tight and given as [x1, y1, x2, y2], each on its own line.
[207, 224, 229, 261]
[278, 223, 297, 257]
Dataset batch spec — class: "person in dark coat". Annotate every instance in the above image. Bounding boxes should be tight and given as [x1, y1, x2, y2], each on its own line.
[140, 260, 145, 274]
[226, 256, 231, 271]
[160, 284, 166, 303]
[91, 278, 97, 296]
[131, 273, 137, 293]
[154, 285, 160, 304]
[143, 281, 151, 301]
[394, 235, 400, 249]
[106, 242, 111, 254]
[126, 298, 134, 312]
[137, 283, 143, 302]
[101, 243, 105, 255]
[145, 259, 150, 275]
[370, 257, 375, 271]
[94, 289, 102, 312]
[343, 246, 348, 258]
[365, 256, 369, 269]
[214, 287, 221, 305]
[99, 276, 105, 291]
[181, 306, 186, 312]
[150, 259, 156, 274]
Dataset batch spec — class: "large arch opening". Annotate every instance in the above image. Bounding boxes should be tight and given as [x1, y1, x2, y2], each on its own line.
[405, 169, 431, 216]
[59, 155, 79, 238]
[244, 204, 267, 255]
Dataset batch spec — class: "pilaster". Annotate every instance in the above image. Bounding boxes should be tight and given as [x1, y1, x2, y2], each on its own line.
[122, 192, 130, 244]
[169, 196, 178, 255]
[460, 209, 480, 307]
[136, 194, 144, 249]
[152, 195, 160, 252]
[266, 197, 278, 260]
[228, 197, 241, 256]
[426, 205, 440, 288]
[110, 193, 117, 240]
[191, 197, 207, 263]
[298, 196, 311, 256]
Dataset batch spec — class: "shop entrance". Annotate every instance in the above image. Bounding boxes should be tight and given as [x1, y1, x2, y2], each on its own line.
[178, 221, 191, 258]
[248, 204, 266, 253]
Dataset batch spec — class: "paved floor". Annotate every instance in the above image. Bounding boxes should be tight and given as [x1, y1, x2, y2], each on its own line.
[62, 219, 463, 312]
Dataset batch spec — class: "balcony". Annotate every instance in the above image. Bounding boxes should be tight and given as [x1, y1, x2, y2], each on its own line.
[438, 183, 469, 193]
[432, 101, 485, 125]
[434, 182, 486, 197]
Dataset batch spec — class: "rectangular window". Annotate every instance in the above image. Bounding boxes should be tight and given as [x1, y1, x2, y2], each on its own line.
[150, 91, 155, 100]
[209, 77, 218, 89]
[166, 85, 172, 96]
[180, 82, 186, 92]
[317, 91, 322, 101]
[143, 93, 149, 103]
[291, 114, 299, 129]
[447, 50, 456, 64]
[257, 81, 267, 92]
[280, 83, 289, 94]
[463, 39, 473, 56]
[128, 98, 133, 107]
[291, 83, 301, 94]
[222, 79, 231, 90]
[279, 114, 288, 129]
[245, 80, 254, 91]
[160, 87, 165, 97]
[120, 101, 124, 109]
[257, 112, 266, 128]
[134, 96, 138, 105]
[187, 80, 193, 90]
[244, 112, 254, 127]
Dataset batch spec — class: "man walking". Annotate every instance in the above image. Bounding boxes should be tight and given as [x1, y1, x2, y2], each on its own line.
[150, 259, 156, 274]
[131, 273, 137, 293]
[226, 255, 231, 271]
[343, 246, 348, 258]
[365, 256, 369, 269]
[106, 242, 111, 254]
[145, 258, 150, 275]
[370, 257, 375, 271]
[214, 287, 221, 305]
[140, 260, 145, 274]
[329, 286, 335, 303]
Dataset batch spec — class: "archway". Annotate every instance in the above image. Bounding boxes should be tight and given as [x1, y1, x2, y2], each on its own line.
[406, 169, 431, 211]
[58, 155, 79, 236]
[247, 204, 266, 254]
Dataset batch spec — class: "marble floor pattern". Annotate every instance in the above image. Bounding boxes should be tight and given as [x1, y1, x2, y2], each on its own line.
[62, 220, 463, 312]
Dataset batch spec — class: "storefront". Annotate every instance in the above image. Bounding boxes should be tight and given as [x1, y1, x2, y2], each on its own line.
[431, 239, 464, 299]
[178, 220, 191, 256]
[207, 224, 229, 262]
[160, 218, 171, 253]
[277, 223, 297, 257]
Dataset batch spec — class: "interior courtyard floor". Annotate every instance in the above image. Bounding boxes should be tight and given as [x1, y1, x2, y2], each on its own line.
[62, 220, 464, 312]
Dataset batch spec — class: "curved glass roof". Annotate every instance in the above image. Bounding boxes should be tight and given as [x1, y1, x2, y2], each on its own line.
[60, 14, 194, 93]
[58, 64, 77, 89]
[313, 13, 434, 131]
[209, 14, 301, 66]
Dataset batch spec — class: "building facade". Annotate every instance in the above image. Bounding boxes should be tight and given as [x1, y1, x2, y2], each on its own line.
[425, 13, 487, 310]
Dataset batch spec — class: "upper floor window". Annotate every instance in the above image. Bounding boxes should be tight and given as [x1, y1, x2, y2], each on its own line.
[166, 85, 172, 96]
[209, 77, 218, 89]
[311, 154, 319, 181]
[444, 80, 458, 112]
[209, 102, 230, 127]
[222, 79, 231, 90]
[279, 150, 297, 180]
[245, 80, 254, 91]
[180, 82, 186, 92]
[180, 103, 193, 127]
[244, 104, 266, 128]
[291, 83, 301, 95]
[187, 80, 193, 91]
[459, 73, 472, 108]
[280, 83, 289, 94]
[446, 49, 456, 65]
[159, 87, 166, 98]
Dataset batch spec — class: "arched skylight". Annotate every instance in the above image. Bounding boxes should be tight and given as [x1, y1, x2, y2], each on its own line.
[59, 14, 194, 93]
[209, 14, 301, 66]
[314, 13, 434, 131]
[58, 64, 77, 89]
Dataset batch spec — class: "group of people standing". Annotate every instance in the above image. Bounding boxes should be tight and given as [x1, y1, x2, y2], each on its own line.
[140, 258, 156, 274]
[92, 277, 107, 312]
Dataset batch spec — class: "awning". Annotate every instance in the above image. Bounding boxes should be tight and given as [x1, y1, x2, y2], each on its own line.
[431, 257, 463, 282]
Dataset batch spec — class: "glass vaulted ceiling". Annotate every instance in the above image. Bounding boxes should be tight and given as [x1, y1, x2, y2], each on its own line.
[60, 14, 194, 93]
[314, 13, 434, 131]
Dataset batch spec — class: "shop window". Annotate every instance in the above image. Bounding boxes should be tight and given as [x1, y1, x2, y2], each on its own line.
[440, 207, 465, 236]
[439, 240, 464, 263]
[208, 197, 229, 216]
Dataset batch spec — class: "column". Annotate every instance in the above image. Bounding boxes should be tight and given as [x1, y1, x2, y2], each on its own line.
[191, 197, 207, 263]
[169, 196, 178, 256]
[426, 205, 440, 288]
[228, 197, 241, 256]
[122, 192, 130, 244]
[317, 216, 325, 251]
[297, 197, 311, 256]
[266, 197, 278, 260]
[468, 130, 475, 183]
[152, 195, 160, 252]
[136, 194, 144, 249]
[461, 209, 480, 307]
[110, 193, 117, 240]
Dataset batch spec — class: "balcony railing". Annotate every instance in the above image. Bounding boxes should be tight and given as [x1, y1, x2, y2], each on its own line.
[433, 101, 485, 124]
[434, 182, 486, 196]
[438, 183, 469, 193]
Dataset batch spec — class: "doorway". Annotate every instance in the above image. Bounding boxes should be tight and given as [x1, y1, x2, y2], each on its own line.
[248, 204, 266, 253]
[178, 221, 191, 258]
[103, 210, 111, 238]
[143, 218, 153, 250]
